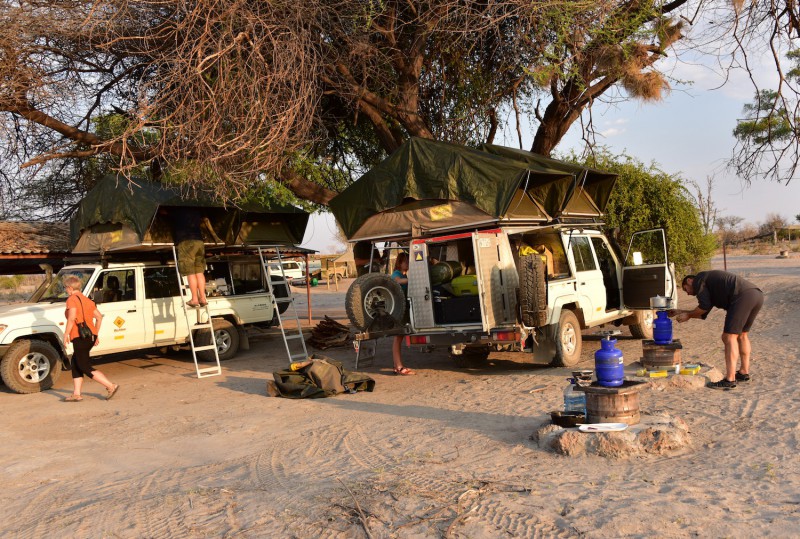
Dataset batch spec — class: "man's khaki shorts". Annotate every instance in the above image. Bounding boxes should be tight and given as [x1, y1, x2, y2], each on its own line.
[177, 239, 206, 275]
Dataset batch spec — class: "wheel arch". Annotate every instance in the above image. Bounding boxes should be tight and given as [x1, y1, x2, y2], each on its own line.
[549, 300, 586, 329]
[3, 331, 66, 358]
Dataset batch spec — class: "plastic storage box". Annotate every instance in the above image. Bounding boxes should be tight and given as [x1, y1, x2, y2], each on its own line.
[450, 274, 479, 296]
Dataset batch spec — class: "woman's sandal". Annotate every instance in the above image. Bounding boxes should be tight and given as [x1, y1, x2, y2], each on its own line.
[393, 366, 416, 376]
[64, 394, 83, 402]
[106, 384, 120, 400]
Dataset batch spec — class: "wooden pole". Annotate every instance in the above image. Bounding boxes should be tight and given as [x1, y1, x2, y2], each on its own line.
[723, 241, 727, 271]
[305, 253, 312, 325]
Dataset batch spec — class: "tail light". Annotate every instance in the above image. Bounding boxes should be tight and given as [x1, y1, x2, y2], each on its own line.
[406, 335, 430, 345]
[492, 330, 519, 342]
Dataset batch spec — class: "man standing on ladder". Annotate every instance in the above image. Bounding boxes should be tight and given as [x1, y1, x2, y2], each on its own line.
[166, 207, 222, 307]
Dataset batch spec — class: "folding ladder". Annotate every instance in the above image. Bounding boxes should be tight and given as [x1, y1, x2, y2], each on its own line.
[172, 246, 222, 378]
[257, 246, 309, 365]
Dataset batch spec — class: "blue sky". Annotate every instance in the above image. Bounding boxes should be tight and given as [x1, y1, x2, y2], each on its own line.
[299, 48, 800, 254]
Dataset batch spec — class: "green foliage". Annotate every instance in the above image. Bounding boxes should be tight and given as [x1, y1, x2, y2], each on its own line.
[0, 275, 25, 290]
[733, 89, 795, 144]
[574, 151, 716, 276]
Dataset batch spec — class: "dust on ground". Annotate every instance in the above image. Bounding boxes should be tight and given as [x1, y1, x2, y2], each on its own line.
[2, 254, 799, 537]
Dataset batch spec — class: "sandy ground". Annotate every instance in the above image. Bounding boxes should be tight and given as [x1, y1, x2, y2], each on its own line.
[2, 253, 799, 538]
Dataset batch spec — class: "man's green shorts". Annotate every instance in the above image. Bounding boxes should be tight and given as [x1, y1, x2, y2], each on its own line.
[177, 239, 206, 275]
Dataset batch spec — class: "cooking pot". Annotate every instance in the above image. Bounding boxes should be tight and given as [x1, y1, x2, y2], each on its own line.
[650, 295, 672, 309]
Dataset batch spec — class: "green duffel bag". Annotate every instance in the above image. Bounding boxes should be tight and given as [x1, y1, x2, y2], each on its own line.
[429, 261, 462, 285]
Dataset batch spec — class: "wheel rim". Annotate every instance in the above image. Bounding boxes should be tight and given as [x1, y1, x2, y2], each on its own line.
[363, 286, 395, 318]
[214, 330, 231, 354]
[561, 323, 577, 355]
[18, 352, 51, 383]
[642, 310, 654, 328]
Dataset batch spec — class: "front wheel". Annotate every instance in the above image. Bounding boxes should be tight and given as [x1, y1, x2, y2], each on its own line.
[0, 339, 63, 394]
[629, 309, 655, 339]
[196, 319, 240, 361]
[549, 310, 583, 367]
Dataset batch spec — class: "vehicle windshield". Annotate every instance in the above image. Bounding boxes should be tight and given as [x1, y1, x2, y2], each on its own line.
[38, 268, 95, 302]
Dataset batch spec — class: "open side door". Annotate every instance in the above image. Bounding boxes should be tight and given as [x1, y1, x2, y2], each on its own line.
[621, 229, 676, 309]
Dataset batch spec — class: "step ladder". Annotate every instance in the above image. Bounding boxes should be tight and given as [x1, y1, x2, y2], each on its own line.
[257, 246, 309, 366]
[172, 246, 222, 378]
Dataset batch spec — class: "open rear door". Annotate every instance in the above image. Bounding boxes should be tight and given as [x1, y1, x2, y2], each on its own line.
[621, 229, 676, 308]
[472, 229, 519, 330]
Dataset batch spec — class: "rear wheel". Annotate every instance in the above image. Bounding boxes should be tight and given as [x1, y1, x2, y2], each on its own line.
[629, 309, 655, 339]
[196, 319, 240, 361]
[549, 310, 583, 367]
[345, 273, 406, 331]
[1, 339, 63, 394]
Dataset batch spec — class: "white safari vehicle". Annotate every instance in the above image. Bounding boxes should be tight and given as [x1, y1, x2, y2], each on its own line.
[0, 255, 290, 394]
[330, 138, 677, 367]
[1, 174, 311, 394]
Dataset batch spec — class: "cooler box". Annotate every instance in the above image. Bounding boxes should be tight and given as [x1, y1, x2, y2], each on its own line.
[434, 296, 482, 324]
[450, 275, 479, 296]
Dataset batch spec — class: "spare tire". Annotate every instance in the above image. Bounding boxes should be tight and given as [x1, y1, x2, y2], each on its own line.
[518, 254, 547, 327]
[346, 273, 406, 331]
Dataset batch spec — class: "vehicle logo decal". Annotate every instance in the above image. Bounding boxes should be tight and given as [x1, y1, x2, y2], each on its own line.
[114, 316, 125, 328]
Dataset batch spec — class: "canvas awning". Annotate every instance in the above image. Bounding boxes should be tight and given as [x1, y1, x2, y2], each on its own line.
[329, 138, 616, 240]
[70, 176, 310, 253]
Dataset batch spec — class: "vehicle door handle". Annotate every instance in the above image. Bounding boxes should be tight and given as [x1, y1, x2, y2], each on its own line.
[127, 309, 137, 313]
[580, 282, 586, 286]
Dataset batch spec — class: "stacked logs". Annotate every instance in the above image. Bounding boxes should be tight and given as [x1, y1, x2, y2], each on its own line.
[307, 316, 352, 350]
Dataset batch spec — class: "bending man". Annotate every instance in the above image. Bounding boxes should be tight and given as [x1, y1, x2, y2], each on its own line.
[670, 270, 763, 390]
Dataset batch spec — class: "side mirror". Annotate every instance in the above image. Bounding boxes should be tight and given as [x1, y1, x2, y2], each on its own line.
[632, 252, 643, 266]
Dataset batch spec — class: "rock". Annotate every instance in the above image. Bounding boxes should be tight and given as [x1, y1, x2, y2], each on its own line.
[552, 430, 587, 456]
[590, 431, 638, 458]
[531, 412, 692, 459]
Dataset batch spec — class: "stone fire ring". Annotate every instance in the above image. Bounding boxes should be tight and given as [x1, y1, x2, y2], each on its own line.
[530, 411, 691, 458]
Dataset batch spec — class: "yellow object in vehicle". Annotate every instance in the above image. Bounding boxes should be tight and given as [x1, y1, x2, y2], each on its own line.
[451, 275, 479, 296]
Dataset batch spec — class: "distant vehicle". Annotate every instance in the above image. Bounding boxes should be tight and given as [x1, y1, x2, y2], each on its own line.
[267, 260, 306, 281]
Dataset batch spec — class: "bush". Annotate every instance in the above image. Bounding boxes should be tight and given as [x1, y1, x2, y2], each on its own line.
[575, 152, 716, 276]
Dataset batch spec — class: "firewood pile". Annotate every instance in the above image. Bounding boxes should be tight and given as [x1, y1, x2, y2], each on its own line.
[307, 316, 353, 350]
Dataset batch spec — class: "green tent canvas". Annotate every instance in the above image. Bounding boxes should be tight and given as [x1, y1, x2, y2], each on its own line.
[329, 138, 616, 240]
[70, 176, 309, 253]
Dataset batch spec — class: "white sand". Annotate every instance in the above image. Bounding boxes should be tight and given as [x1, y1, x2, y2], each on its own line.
[1, 253, 798, 537]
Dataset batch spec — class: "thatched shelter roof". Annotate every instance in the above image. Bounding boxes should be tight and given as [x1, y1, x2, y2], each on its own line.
[0, 221, 71, 274]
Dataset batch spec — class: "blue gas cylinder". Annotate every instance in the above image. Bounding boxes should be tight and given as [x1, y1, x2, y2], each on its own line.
[595, 337, 624, 387]
[653, 310, 673, 345]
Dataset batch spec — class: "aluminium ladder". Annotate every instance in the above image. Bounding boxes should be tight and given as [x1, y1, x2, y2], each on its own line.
[172, 246, 222, 378]
[257, 246, 309, 366]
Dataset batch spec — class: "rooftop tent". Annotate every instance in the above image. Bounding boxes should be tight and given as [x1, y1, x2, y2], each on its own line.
[329, 138, 575, 240]
[70, 175, 309, 253]
[479, 144, 617, 217]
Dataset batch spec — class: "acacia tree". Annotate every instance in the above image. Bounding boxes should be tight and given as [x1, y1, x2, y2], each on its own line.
[3, 0, 783, 216]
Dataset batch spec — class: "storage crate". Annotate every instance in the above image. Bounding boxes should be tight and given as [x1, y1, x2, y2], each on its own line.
[450, 274, 479, 296]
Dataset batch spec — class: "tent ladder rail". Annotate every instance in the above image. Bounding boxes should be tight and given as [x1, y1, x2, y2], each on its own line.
[258, 246, 309, 366]
[172, 246, 222, 378]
